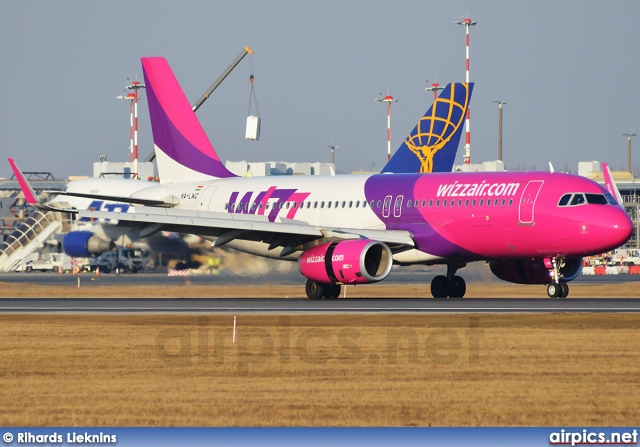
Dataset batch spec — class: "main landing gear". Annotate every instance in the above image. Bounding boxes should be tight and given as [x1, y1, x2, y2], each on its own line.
[305, 280, 341, 299]
[431, 263, 467, 298]
[546, 256, 569, 298]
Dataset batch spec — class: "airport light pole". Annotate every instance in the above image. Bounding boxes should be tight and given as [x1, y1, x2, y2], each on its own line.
[116, 93, 136, 162]
[426, 82, 444, 102]
[329, 145, 339, 166]
[375, 94, 398, 162]
[623, 133, 636, 174]
[493, 101, 506, 162]
[455, 17, 476, 165]
[125, 81, 146, 166]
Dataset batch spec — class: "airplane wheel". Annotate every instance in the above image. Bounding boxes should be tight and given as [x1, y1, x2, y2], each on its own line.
[450, 276, 466, 298]
[547, 282, 561, 298]
[559, 282, 569, 298]
[431, 275, 450, 298]
[324, 284, 341, 299]
[306, 280, 325, 300]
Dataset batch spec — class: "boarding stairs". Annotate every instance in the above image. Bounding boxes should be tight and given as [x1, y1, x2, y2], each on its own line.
[0, 210, 72, 272]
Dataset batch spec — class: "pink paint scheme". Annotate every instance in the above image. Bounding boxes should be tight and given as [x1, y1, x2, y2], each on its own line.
[298, 240, 393, 285]
[8, 158, 38, 204]
[602, 162, 624, 204]
[402, 171, 632, 260]
[142, 57, 221, 161]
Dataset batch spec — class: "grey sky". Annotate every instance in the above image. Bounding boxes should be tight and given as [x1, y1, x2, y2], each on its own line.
[2, 1, 639, 179]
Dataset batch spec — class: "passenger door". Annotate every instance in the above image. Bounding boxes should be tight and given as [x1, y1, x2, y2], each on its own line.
[382, 195, 392, 218]
[518, 181, 544, 225]
[393, 195, 404, 218]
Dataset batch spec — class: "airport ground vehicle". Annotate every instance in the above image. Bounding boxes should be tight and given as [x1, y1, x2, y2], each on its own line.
[89, 247, 144, 273]
[15, 253, 72, 273]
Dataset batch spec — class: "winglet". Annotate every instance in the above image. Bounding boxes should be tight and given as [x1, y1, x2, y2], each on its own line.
[7, 158, 77, 213]
[9, 158, 41, 205]
[549, 162, 555, 173]
[602, 162, 624, 205]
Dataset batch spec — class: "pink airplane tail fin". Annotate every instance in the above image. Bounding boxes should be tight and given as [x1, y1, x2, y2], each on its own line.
[142, 57, 237, 184]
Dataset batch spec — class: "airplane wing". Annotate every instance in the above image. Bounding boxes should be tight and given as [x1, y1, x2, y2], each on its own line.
[79, 206, 415, 257]
[10, 157, 415, 257]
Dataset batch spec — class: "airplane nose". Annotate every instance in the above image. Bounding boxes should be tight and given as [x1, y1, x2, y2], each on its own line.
[611, 207, 634, 247]
[581, 206, 634, 255]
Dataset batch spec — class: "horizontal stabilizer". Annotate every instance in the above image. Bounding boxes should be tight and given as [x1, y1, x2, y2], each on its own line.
[47, 190, 179, 208]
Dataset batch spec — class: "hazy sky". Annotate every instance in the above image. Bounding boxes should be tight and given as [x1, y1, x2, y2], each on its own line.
[2, 1, 640, 179]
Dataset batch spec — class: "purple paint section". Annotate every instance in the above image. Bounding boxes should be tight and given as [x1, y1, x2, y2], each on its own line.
[227, 188, 299, 221]
[364, 174, 474, 258]
[250, 190, 268, 215]
[142, 57, 235, 178]
[235, 192, 253, 214]
[267, 189, 297, 222]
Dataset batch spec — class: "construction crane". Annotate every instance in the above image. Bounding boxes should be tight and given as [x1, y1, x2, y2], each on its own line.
[145, 46, 253, 162]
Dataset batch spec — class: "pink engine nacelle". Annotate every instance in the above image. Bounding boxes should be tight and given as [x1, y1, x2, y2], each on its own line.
[298, 240, 393, 285]
[490, 257, 583, 284]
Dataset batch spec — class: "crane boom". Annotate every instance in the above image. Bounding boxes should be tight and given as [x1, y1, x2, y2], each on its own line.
[192, 46, 253, 113]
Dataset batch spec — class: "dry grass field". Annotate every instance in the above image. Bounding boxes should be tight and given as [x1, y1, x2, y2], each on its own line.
[1, 313, 640, 426]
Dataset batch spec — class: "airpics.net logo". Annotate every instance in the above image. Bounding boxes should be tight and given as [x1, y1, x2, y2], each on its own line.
[549, 429, 638, 446]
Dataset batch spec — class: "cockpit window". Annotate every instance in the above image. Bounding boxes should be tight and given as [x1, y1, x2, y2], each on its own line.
[558, 194, 572, 206]
[570, 194, 585, 205]
[604, 193, 618, 205]
[585, 193, 608, 205]
[559, 192, 616, 207]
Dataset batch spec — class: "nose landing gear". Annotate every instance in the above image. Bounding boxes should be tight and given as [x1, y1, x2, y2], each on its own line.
[546, 257, 569, 298]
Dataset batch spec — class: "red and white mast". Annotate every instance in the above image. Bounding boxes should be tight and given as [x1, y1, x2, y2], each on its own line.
[455, 17, 476, 165]
[126, 81, 145, 168]
[118, 79, 145, 178]
[376, 93, 398, 162]
[117, 93, 135, 162]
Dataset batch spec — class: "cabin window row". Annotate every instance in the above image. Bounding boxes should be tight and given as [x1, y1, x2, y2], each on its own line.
[224, 197, 515, 211]
[406, 198, 514, 208]
[225, 200, 368, 211]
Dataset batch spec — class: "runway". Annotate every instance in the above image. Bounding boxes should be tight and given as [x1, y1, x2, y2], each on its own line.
[2, 297, 640, 313]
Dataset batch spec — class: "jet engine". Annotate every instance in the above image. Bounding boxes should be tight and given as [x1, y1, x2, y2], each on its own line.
[298, 240, 393, 285]
[489, 257, 583, 284]
[62, 231, 115, 258]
